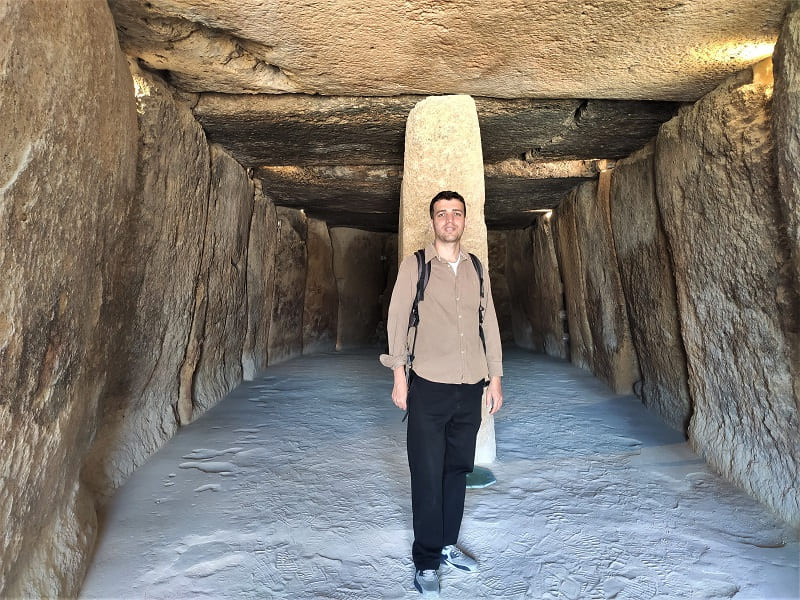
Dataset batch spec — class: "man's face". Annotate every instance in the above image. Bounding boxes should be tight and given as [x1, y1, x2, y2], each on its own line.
[431, 198, 466, 244]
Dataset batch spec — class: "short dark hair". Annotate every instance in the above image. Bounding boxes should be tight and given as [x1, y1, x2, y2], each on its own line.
[429, 191, 466, 218]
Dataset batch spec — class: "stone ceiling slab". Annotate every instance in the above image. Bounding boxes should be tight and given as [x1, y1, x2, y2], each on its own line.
[255, 160, 603, 231]
[194, 94, 680, 166]
[110, 1, 786, 231]
[255, 165, 402, 231]
[110, 0, 784, 100]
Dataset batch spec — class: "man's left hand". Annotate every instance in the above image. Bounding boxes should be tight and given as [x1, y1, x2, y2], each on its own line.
[486, 376, 503, 415]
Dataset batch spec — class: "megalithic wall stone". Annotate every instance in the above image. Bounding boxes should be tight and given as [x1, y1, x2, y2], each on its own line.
[243, 181, 278, 379]
[269, 207, 309, 364]
[530, 217, 569, 359]
[331, 228, 392, 349]
[552, 186, 594, 371]
[506, 218, 569, 358]
[84, 64, 211, 501]
[554, 178, 640, 394]
[380, 234, 400, 348]
[303, 218, 339, 354]
[488, 231, 514, 343]
[609, 144, 692, 431]
[0, 1, 138, 596]
[772, 4, 800, 388]
[582, 174, 640, 394]
[504, 229, 537, 349]
[400, 95, 495, 464]
[180, 146, 255, 420]
[655, 62, 800, 527]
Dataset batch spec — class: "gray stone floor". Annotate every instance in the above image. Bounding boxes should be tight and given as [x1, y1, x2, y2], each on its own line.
[81, 348, 800, 599]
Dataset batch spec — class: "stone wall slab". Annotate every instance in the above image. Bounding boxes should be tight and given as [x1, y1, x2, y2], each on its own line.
[772, 5, 800, 399]
[84, 65, 211, 499]
[655, 66, 800, 526]
[554, 179, 639, 393]
[182, 146, 254, 419]
[330, 228, 391, 349]
[531, 218, 568, 359]
[488, 231, 514, 343]
[303, 218, 338, 354]
[553, 187, 593, 371]
[577, 175, 640, 394]
[504, 229, 537, 349]
[269, 207, 308, 364]
[0, 1, 137, 595]
[609, 144, 692, 431]
[242, 181, 278, 379]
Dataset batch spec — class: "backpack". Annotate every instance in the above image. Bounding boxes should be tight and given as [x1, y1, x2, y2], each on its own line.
[406, 249, 486, 379]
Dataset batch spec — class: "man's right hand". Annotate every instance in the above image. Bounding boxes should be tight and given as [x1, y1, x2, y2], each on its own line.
[392, 367, 408, 410]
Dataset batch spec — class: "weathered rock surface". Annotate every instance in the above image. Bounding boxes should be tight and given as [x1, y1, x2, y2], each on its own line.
[506, 220, 568, 357]
[195, 93, 677, 230]
[609, 144, 692, 431]
[242, 182, 278, 379]
[772, 5, 800, 382]
[110, 0, 782, 101]
[0, 1, 137, 596]
[655, 65, 800, 527]
[84, 64, 210, 501]
[504, 229, 536, 349]
[303, 218, 339, 354]
[255, 165, 402, 231]
[532, 217, 569, 360]
[269, 207, 308, 364]
[554, 179, 640, 393]
[484, 159, 605, 230]
[252, 159, 608, 231]
[195, 95, 678, 167]
[379, 235, 400, 349]
[488, 231, 514, 343]
[553, 190, 593, 371]
[400, 95, 488, 263]
[330, 228, 392, 348]
[181, 146, 254, 419]
[579, 174, 640, 394]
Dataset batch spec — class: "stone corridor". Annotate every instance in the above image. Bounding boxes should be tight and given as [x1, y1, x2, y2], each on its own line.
[80, 349, 800, 599]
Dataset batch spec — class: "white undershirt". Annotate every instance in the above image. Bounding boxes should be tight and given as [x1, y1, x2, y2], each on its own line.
[448, 256, 460, 274]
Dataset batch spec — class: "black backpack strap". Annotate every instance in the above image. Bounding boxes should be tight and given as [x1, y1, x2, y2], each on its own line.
[408, 249, 429, 331]
[468, 253, 487, 354]
[406, 249, 430, 370]
[403, 249, 429, 422]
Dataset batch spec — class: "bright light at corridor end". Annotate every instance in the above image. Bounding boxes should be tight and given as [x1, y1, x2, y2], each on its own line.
[692, 41, 775, 67]
[526, 209, 553, 220]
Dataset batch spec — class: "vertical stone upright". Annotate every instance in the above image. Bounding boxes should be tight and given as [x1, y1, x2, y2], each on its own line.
[400, 95, 495, 465]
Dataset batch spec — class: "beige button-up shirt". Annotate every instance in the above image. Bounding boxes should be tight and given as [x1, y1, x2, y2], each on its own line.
[380, 243, 503, 384]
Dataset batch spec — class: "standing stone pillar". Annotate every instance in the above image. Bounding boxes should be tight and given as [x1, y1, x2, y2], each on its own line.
[401, 95, 496, 465]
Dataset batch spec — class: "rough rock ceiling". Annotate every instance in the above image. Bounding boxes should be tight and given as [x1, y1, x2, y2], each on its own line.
[110, 0, 787, 230]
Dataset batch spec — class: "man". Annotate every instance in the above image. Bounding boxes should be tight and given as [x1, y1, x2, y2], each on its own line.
[380, 190, 504, 596]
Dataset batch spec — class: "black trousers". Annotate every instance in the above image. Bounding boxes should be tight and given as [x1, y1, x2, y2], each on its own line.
[406, 374, 484, 570]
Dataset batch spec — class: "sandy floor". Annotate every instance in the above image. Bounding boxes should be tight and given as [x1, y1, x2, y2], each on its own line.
[81, 348, 800, 599]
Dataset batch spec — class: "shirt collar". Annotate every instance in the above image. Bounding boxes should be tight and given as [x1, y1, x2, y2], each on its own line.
[425, 242, 469, 263]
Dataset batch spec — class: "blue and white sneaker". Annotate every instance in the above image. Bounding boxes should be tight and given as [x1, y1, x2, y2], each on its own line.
[441, 545, 478, 572]
[414, 569, 440, 596]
